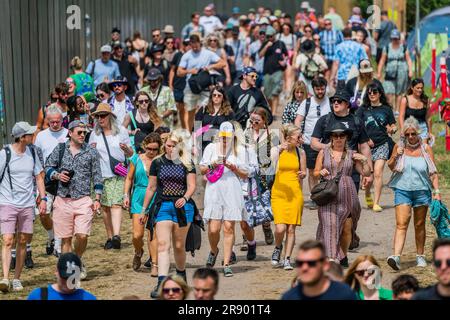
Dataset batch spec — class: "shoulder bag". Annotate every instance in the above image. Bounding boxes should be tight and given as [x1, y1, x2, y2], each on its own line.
[101, 132, 128, 177]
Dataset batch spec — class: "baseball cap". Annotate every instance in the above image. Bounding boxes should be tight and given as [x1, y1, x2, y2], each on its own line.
[57, 253, 82, 280]
[101, 44, 112, 53]
[359, 59, 374, 74]
[240, 66, 258, 79]
[112, 41, 123, 49]
[146, 68, 162, 81]
[390, 29, 401, 39]
[219, 122, 234, 138]
[68, 120, 87, 131]
[265, 26, 277, 37]
[232, 7, 240, 14]
[12, 122, 37, 138]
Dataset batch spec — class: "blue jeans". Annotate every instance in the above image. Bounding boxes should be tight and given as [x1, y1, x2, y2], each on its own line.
[394, 189, 431, 208]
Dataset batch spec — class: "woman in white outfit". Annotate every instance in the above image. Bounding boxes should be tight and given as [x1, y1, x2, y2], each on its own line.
[200, 121, 249, 278]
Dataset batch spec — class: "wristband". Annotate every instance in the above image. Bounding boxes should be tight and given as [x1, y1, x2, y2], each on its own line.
[124, 194, 129, 199]
[183, 196, 189, 202]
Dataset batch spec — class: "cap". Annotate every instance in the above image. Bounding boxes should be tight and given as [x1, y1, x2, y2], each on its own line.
[301, 40, 315, 53]
[258, 17, 270, 25]
[240, 66, 258, 79]
[348, 15, 363, 24]
[219, 122, 234, 138]
[265, 26, 277, 36]
[239, 15, 248, 21]
[274, 9, 282, 18]
[57, 253, 82, 280]
[101, 44, 112, 53]
[390, 29, 401, 39]
[146, 68, 162, 81]
[150, 44, 165, 54]
[183, 37, 191, 45]
[68, 120, 87, 131]
[109, 76, 129, 88]
[225, 23, 235, 31]
[111, 27, 121, 34]
[231, 26, 240, 34]
[248, 8, 256, 14]
[359, 59, 374, 73]
[11, 122, 37, 138]
[232, 7, 240, 14]
[163, 25, 175, 34]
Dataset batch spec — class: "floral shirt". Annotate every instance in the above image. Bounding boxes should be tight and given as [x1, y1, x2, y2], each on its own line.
[45, 142, 103, 199]
[141, 85, 176, 129]
[333, 40, 368, 81]
[282, 101, 302, 125]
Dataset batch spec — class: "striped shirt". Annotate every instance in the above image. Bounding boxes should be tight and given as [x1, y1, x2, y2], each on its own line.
[319, 29, 344, 61]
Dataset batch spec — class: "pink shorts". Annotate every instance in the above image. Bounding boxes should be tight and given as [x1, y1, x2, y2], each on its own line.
[52, 197, 94, 239]
[0, 205, 34, 235]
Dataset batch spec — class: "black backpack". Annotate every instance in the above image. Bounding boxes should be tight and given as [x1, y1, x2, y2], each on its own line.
[188, 70, 212, 94]
[0, 145, 36, 191]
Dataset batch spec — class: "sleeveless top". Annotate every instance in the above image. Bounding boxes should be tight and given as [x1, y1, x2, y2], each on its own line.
[404, 96, 427, 123]
[130, 109, 155, 151]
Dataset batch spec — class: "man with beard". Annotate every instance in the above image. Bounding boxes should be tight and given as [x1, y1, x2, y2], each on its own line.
[227, 66, 272, 129]
[108, 77, 134, 125]
[281, 240, 356, 300]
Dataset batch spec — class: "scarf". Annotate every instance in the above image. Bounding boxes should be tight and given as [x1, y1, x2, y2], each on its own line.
[394, 140, 437, 175]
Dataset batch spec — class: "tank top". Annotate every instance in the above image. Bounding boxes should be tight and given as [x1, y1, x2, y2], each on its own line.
[404, 96, 427, 123]
[131, 109, 155, 151]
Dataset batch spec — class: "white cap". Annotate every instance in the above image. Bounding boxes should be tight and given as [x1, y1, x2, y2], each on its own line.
[100, 44, 112, 53]
[219, 122, 234, 138]
[12, 122, 37, 138]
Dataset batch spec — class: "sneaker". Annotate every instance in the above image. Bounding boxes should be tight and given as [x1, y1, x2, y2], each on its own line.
[240, 235, 248, 252]
[230, 251, 237, 265]
[25, 251, 34, 269]
[80, 264, 87, 280]
[104, 239, 113, 250]
[150, 283, 160, 299]
[144, 257, 152, 269]
[263, 225, 274, 245]
[365, 195, 374, 209]
[132, 250, 144, 271]
[247, 243, 257, 261]
[340, 256, 349, 268]
[46, 239, 55, 256]
[283, 259, 294, 271]
[271, 245, 283, 266]
[308, 202, 318, 210]
[206, 249, 219, 268]
[10, 256, 15, 270]
[373, 204, 383, 213]
[12, 279, 23, 292]
[416, 255, 427, 267]
[111, 235, 121, 250]
[387, 255, 401, 271]
[53, 250, 61, 258]
[0, 279, 9, 293]
[223, 265, 233, 277]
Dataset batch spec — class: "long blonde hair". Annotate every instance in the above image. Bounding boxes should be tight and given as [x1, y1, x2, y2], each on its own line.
[158, 129, 193, 171]
[281, 124, 301, 143]
[289, 80, 308, 103]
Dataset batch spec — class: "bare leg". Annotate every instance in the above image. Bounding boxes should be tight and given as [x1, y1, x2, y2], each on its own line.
[208, 220, 222, 255]
[240, 221, 255, 242]
[413, 206, 428, 255]
[132, 215, 145, 254]
[39, 214, 53, 230]
[187, 110, 196, 132]
[155, 221, 173, 277]
[102, 207, 113, 239]
[274, 224, 287, 248]
[373, 160, 386, 206]
[308, 168, 318, 193]
[222, 221, 236, 266]
[148, 230, 158, 265]
[110, 206, 123, 237]
[61, 238, 73, 254]
[339, 218, 353, 257]
[176, 102, 186, 129]
[13, 233, 31, 280]
[74, 234, 88, 258]
[284, 225, 297, 259]
[393, 205, 412, 256]
[1, 234, 14, 279]
[172, 222, 191, 272]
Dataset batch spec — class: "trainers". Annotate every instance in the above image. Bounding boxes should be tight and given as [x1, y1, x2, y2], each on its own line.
[10, 256, 15, 270]
[144, 257, 152, 269]
[25, 251, 34, 269]
[80, 264, 87, 280]
[283, 259, 294, 270]
[12, 279, 23, 292]
[104, 239, 113, 250]
[206, 249, 219, 268]
[150, 284, 160, 299]
[132, 250, 144, 271]
[387, 255, 401, 271]
[223, 265, 233, 277]
[263, 225, 274, 245]
[247, 243, 257, 261]
[365, 195, 374, 209]
[308, 203, 318, 210]
[416, 255, 427, 267]
[230, 251, 237, 265]
[271, 245, 283, 266]
[0, 279, 9, 293]
[373, 204, 383, 212]
[46, 239, 55, 256]
[112, 235, 121, 250]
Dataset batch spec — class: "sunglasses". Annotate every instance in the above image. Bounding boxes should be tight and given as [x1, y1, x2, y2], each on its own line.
[212, 93, 223, 98]
[162, 287, 182, 294]
[247, 74, 258, 80]
[250, 119, 261, 125]
[295, 258, 325, 268]
[138, 99, 150, 105]
[325, 23, 332, 26]
[166, 41, 174, 44]
[152, 34, 161, 38]
[433, 259, 450, 269]
[75, 130, 87, 136]
[111, 83, 123, 88]
[332, 99, 344, 104]
[314, 38, 320, 41]
[331, 133, 347, 139]
[305, 30, 312, 33]
[355, 269, 376, 277]
[97, 93, 106, 99]
[95, 114, 109, 119]
[209, 39, 218, 43]
[146, 147, 160, 152]
[405, 132, 417, 138]
[368, 90, 380, 95]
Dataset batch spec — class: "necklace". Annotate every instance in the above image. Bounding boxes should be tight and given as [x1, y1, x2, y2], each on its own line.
[137, 108, 149, 123]
[406, 141, 420, 150]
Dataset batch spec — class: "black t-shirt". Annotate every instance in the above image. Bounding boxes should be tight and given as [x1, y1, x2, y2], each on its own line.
[112, 54, 138, 97]
[227, 84, 271, 128]
[149, 156, 196, 201]
[261, 40, 288, 75]
[144, 59, 171, 86]
[412, 285, 450, 300]
[355, 104, 396, 147]
[171, 51, 186, 91]
[312, 112, 370, 151]
[281, 281, 357, 300]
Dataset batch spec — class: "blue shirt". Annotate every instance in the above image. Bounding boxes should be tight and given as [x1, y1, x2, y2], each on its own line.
[27, 285, 97, 300]
[249, 40, 264, 73]
[179, 48, 221, 80]
[333, 40, 368, 81]
[226, 39, 247, 72]
[319, 29, 344, 61]
[282, 281, 357, 300]
[86, 59, 121, 87]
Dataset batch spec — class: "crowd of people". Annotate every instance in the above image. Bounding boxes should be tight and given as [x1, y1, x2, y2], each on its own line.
[0, 2, 448, 301]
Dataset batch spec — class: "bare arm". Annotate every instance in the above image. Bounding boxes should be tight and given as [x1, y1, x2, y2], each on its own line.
[387, 144, 400, 171]
[405, 51, 413, 77]
[184, 173, 197, 200]
[177, 66, 192, 78]
[207, 58, 227, 72]
[142, 176, 157, 213]
[123, 162, 136, 197]
[313, 150, 325, 178]
[359, 142, 374, 173]
[169, 65, 176, 90]
[311, 137, 329, 152]
[294, 115, 304, 128]
[259, 41, 272, 58]
[398, 96, 407, 132]
[377, 52, 387, 78]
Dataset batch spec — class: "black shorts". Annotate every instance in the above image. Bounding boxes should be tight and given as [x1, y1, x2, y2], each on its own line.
[303, 144, 319, 170]
[173, 89, 184, 103]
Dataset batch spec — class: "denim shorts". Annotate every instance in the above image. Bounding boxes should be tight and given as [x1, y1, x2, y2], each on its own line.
[155, 201, 194, 224]
[394, 189, 432, 208]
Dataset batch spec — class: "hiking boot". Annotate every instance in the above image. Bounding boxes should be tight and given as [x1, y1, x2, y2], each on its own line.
[247, 243, 257, 261]
[12, 279, 23, 292]
[10, 256, 15, 270]
[340, 256, 349, 268]
[387, 255, 401, 271]
[46, 239, 55, 256]
[104, 239, 113, 250]
[416, 255, 427, 267]
[271, 245, 283, 266]
[0, 279, 10, 293]
[25, 251, 34, 269]
[263, 225, 274, 245]
[283, 258, 294, 271]
[132, 250, 144, 271]
[223, 265, 233, 277]
[206, 250, 219, 268]
[112, 235, 121, 250]
[144, 257, 152, 269]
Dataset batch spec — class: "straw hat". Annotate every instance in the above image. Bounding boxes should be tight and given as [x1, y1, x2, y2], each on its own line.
[91, 103, 116, 118]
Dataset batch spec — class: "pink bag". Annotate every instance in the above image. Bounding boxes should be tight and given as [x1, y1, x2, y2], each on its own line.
[205, 165, 224, 183]
[114, 163, 128, 177]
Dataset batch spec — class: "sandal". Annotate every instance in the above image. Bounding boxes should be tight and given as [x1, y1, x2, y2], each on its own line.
[365, 195, 374, 209]
[132, 250, 144, 271]
[151, 264, 158, 278]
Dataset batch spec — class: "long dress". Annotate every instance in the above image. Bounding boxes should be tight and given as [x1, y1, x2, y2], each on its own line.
[316, 148, 361, 260]
[271, 149, 304, 226]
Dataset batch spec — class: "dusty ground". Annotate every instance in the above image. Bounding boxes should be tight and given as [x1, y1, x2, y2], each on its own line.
[0, 104, 444, 300]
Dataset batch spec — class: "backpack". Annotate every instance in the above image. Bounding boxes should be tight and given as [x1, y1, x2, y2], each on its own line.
[303, 55, 320, 80]
[87, 60, 96, 77]
[44, 143, 66, 196]
[300, 98, 312, 134]
[0, 145, 36, 191]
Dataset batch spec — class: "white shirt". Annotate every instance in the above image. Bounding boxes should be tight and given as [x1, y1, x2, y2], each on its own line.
[34, 128, 69, 162]
[0, 146, 43, 207]
[296, 97, 331, 145]
[111, 99, 127, 125]
[199, 15, 224, 35]
[88, 127, 131, 178]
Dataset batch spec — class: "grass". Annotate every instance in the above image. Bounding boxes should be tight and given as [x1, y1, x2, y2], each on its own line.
[431, 117, 450, 188]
